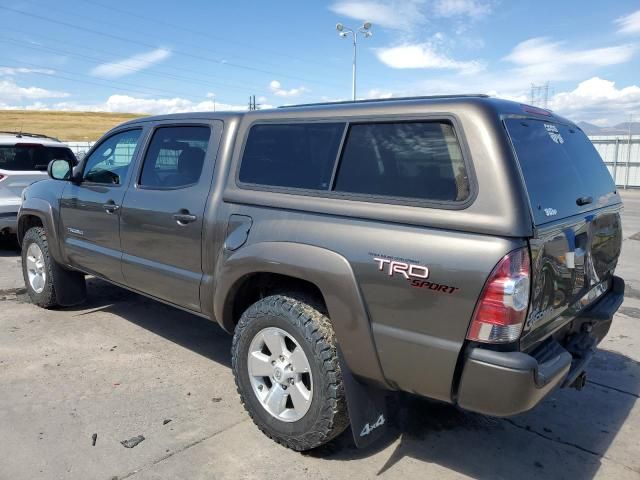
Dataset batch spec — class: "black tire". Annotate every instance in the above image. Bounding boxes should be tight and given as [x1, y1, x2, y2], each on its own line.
[232, 294, 349, 451]
[21, 227, 86, 308]
[22, 227, 58, 308]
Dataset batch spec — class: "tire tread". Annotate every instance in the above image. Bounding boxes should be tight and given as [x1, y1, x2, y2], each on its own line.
[231, 293, 349, 451]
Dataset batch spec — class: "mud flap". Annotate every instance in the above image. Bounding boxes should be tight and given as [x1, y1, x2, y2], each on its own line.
[339, 348, 389, 448]
[52, 262, 86, 306]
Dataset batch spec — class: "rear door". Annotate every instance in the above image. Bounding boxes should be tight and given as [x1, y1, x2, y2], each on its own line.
[119, 121, 221, 311]
[59, 128, 145, 283]
[504, 118, 622, 349]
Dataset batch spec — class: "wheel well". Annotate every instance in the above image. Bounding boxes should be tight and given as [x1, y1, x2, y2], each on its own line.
[18, 215, 43, 244]
[226, 273, 327, 330]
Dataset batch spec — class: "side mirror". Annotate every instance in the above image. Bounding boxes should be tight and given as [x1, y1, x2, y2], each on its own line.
[47, 159, 73, 181]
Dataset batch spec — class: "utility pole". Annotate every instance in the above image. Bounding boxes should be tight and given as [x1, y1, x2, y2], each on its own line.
[335, 22, 373, 101]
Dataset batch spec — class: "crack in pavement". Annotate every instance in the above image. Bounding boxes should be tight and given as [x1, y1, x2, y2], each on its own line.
[587, 380, 640, 399]
[118, 418, 249, 479]
[503, 419, 640, 475]
[504, 418, 601, 456]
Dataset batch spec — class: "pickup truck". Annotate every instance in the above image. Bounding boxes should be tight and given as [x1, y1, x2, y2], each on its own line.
[17, 95, 624, 451]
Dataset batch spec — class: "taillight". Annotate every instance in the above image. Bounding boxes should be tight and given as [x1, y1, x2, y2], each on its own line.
[0, 174, 5, 182]
[467, 248, 531, 343]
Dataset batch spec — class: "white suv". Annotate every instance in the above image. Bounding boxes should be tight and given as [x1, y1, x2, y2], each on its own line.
[0, 132, 76, 235]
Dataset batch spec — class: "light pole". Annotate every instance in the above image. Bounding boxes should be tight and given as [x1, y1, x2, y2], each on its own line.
[336, 22, 372, 101]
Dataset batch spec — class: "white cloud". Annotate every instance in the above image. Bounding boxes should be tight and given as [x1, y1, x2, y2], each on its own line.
[367, 88, 394, 99]
[329, 0, 491, 30]
[504, 37, 636, 80]
[329, 1, 423, 30]
[90, 48, 172, 79]
[616, 10, 640, 35]
[206, 92, 216, 98]
[376, 43, 484, 73]
[433, 0, 491, 19]
[0, 67, 55, 76]
[49, 94, 264, 114]
[548, 77, 640, 124]
[269, 80, 308, 97]
[0, 79, 69, 101]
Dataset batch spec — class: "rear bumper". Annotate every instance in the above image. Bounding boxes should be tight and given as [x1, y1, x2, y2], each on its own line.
[456, 276, 625, 417]
[0, 212, 18, 233]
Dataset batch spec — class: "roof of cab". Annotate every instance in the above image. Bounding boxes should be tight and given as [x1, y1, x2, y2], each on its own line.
[116, 95, 575, 129]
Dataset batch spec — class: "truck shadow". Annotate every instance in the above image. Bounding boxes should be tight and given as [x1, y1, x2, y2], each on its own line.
[72, 278, 639, 479]
[73, 277, 233, 368]
[307, 347, 639, 479]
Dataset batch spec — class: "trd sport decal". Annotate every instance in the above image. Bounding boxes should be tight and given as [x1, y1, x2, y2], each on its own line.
[371, 254, 459, 295]
[373, 257, 429, 279]
[409, 279, 459, 294]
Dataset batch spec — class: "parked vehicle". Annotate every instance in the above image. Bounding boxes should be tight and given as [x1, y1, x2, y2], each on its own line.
[17, 96, 624, 451]
[0, 132, 76, 237]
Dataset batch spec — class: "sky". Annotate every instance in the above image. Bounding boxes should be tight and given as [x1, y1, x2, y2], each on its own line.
[0, 0, 639, 125]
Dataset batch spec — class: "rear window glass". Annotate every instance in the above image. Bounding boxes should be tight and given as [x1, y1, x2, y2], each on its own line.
[504, 119, 616, 224]
[140, 126, 210, 188]
[0, 145, 75, 171]
[333, 121, 470, 202]
[239, 123, 345, 190]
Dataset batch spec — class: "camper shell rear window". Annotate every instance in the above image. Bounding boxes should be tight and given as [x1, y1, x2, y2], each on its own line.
[504, 118, 617, 225]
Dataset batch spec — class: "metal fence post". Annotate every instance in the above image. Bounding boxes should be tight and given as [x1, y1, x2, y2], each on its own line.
[613, 138, 619, 186]
[625, 135, 632, 190]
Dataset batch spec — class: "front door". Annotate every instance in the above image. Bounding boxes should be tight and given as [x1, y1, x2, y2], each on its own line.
[59, 128, 145, 284]
[119, 122, 221, 311]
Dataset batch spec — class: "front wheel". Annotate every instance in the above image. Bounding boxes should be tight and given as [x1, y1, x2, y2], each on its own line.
[231, 294, 349, 451]
[22, 227, 58, 307]
[21, 226, 86, 308]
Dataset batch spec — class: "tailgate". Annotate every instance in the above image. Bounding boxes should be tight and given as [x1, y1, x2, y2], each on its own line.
[504, 118, 623, 349]
[0, 169, 48, 206]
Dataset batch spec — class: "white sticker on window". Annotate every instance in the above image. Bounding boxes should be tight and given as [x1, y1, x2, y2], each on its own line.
[544, 124, 564, 144]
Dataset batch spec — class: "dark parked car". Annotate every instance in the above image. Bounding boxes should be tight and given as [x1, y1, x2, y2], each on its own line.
[17, 96, 624, 451]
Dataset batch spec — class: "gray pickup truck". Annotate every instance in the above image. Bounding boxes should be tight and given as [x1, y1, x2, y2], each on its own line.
[17, 95, 624, 451]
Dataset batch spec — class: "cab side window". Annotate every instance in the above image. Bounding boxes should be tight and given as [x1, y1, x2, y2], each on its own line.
[83, 129, 142, 185]
[139, 126, 211, 188]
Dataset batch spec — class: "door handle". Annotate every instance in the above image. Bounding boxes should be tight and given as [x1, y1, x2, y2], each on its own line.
[173, 211, 197, 225]
[103, 202, 120, 214]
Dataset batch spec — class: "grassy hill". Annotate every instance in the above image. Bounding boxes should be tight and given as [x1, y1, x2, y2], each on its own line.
[0, 110, 146, 141]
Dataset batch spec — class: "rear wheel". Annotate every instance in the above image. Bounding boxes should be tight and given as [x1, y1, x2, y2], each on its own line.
[232, 294, 349, 451]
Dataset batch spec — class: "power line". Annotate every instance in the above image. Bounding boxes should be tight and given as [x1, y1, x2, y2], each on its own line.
[0, 58, 206, 99]
[0, 4, 340, 89]
[80, 0, 330, 69]
[19, 0, 310, 75]
[0, 35, 262, 94]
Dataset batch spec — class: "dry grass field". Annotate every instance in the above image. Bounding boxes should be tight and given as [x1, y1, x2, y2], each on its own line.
[0, 110, 146, 141]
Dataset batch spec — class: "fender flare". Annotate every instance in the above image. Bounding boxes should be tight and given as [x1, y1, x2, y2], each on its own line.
[214, 241, 389, 387]
[18, 198, 65, 264]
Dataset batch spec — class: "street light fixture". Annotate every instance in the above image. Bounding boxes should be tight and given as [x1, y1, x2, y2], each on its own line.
[335, 21, 373, 101]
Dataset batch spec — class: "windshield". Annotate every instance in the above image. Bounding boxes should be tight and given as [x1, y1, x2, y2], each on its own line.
[0, 145, 76, 172]
[504, 118, 618, 225]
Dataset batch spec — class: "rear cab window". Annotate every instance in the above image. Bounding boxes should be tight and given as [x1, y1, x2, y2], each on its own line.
[0, 144, 75, 171]
[139, 126, 211, 188]
[504, 118, 618, 224]
[238, 119, 470, 205]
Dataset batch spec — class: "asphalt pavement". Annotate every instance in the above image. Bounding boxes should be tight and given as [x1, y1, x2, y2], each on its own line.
[1, 191, 639, 480]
